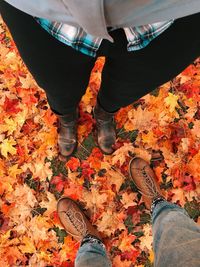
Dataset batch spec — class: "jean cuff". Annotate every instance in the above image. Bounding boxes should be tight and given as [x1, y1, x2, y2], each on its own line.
[151, 200, 189, 224]
[150, 196, 166, 214]
[81, 234, 105, 249]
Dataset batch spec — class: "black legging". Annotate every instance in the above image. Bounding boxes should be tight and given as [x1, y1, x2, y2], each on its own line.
[1, 1, 200, 114]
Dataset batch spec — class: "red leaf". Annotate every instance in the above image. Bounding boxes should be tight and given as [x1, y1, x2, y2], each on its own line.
[66, 157, 80, 172]
[177, 81, 200, 99]
[80, 160, 95, 178]
[16, 145, 25, 157]
[127, 205, 138, 215]
[121, 249, 140, 262]
[183, 176, 196, 192]
[0, 214, 10, 232]
[21, 119, 39, 135]
[50, 211, 61, 225]
[3, 96, 21, 114]
[51, 176, 65, 192]
[60, 261, 74, 267]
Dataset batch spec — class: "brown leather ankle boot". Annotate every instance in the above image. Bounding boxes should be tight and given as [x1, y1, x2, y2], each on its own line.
[94, 101, 116, 155]
[57, 111, 78, 157]
[129, 157, 164, 209]
[57, 197, 101, 241]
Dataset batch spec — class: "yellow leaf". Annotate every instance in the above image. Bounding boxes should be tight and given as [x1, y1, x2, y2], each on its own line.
[164, 92, 179, 113]
[139, 224, 153, 250]
[39, 192, 57, 217]
[0, 180, 13, 195]
[125, 106, 156, 131]
[37, 129, 57, 147]
[19, 72, 37, 88]
[97, 209, 125, 236]
[8, 164, 23, 179]
[81, 87, 94, 113]
[37, 250, 51, 262]
[149, 250, 154, 263]
[112, 143, 135, 166]
[19, 215, 54, 243]
[170, 188, 186, 206]
[19, 236, 36, 254]
[0, 118, 18, 135]
[21, 161, 52, 181]
[133, 147, 151, 162]
[107, 170, 124, 192]
[15, 109, 27, 128]
[101, 165, 124, 192]
[6, 184, 37, 225]
[141, 131, 158, 148]
[4, 52, 19, 71]
[120, 192, 137, 208]
[0, 137, 17, 158]
[83, 188, 109, 210]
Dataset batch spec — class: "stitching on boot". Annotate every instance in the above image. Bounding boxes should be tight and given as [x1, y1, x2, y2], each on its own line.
[141, 166, 160, 198]
[64, 208, 88, 236]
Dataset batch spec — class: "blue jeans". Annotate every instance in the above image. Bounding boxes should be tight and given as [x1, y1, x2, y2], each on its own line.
[75, 201, 200, 267]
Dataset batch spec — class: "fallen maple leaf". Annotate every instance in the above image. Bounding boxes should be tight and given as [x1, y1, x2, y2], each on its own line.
[66, 157, 80, 171]
[97, 209, 125, 236]
[18, 236, 36, 254]
[1, 117, 18, 135]
[21, 161, 52, 181]
[120, 192, 138, 209]
[87, 147, 103, 170]
[0, 137, 17, 158]
[139, 224, 152, 250]
[51, 175, 65, 193]
[0, 246, 25, 266]
[112, 143, 135, 166]
[2, 96, 22, 114]
[118, 231, 136, 252]
[83, 187, 110, 210]
[105, 168, 124, 192]
[125, 106, 156, 131]
[8, 163, 23, 179]
[164, 92, 179, 113]
[81, 87, 95, 113]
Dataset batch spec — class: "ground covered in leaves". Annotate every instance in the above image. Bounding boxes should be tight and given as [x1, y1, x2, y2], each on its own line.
[0, 18, 200, 267]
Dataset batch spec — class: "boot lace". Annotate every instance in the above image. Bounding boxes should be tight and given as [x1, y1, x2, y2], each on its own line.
[62, 207, 88, 237]
[141, 166, 160, 198]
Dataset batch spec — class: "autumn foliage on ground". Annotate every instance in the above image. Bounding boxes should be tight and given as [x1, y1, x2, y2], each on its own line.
[0, 18, 200, 267]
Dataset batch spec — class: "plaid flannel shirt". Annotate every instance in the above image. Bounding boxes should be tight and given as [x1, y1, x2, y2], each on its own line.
[36, 18, 174, 57]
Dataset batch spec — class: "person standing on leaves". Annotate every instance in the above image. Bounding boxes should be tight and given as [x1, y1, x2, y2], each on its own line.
[57, 157, 200, 267]
[0, 0, 200, 156]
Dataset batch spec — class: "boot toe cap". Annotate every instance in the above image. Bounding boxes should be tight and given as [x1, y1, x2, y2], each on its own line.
[58, 138, 77, 157]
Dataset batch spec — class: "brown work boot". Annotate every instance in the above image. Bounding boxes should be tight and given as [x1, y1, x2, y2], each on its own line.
[94, 101, 116, 155]
[129, 157, 164, 209]
[57, 111, 78, 157]
[57, 197, 101, 241]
